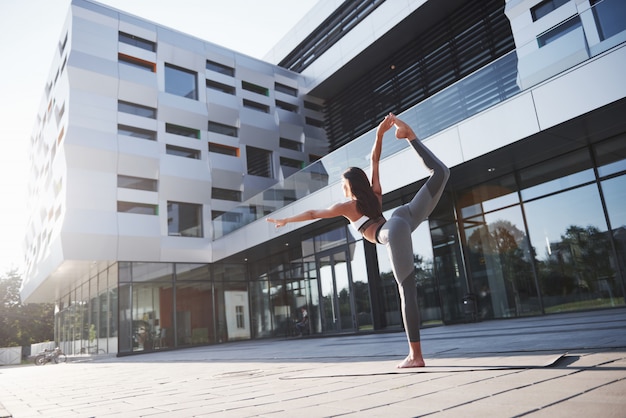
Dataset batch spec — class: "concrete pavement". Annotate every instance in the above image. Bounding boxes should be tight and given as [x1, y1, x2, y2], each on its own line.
[1, 308, 625, 417]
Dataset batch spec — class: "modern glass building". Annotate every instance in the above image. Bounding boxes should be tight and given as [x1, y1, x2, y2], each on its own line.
[21, 0, 626, 356]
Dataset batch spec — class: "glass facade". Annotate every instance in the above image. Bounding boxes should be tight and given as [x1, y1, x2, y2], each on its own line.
[50, 0, 626, 355]
[53, 133, 626, 353]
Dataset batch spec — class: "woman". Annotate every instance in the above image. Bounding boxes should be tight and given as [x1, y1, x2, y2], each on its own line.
[267, 113, 450, 368]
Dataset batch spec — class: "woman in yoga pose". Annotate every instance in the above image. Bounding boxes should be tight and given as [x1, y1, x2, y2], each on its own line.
[267, 113, 450, 368]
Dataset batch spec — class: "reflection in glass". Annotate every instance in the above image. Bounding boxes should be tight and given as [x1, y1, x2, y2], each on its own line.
[349, 243, 373, 330]
[164, 63, 198, 99]
[601, 174, 626, 301]
[319, 255, 336, 332]
[213, 264, 249, 342]
[595, 134, 626, 177]
[131, 283, 168, 352]
[519, 148, 594, 201]
[592, 0, 626, 40]
[525, 184, 621, 312]
[175, 281, 214, 347]
[249, 279, 272, 338]
[333, 252, 354, 332]
[463, 206, 539, 319]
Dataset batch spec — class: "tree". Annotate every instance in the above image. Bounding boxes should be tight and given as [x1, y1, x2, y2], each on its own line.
[0, 269, 54, 347]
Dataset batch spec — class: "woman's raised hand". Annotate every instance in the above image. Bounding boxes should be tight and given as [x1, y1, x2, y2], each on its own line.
[377, 113, 396, 135]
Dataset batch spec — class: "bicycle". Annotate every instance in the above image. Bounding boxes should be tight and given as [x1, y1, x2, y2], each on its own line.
[34, 347, 66, 365]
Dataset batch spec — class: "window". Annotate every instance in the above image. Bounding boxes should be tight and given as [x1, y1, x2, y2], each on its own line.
[280, 157, 304, 169]
[118, 101, 156, 119]
[275, 82, 297, 96]
[246, 146, 272, 178]
[117, 175, 157, 191]
[118, 124, 157, 141]
[117, 202, 158, 215]
[165, 123, 200, 139]
[166, 144, 200, 159]
[209, 142, 239, 157]
[206, 79, 235, 95]
[276, 100, 298, 113]
[165, 63, 197, 100]
[531, 0, 569, 21]
[305, 117, 324, 128]
[537, 16, 582, 47]
[242, 81, 269, 96]
[167, 202, 203, 237]
[118, 53, 156, 72]
[592, 0, 626, 41]
[208, 121, 238, 137]
[206, 59, 234, 76]
[304, 100, 324, 112]
[279, 137, 302, 152]
[243, 99, 269, 113]
[118, 31, 156, 52]
[212, 187, 242, 202]
[236, 305, 245, 328]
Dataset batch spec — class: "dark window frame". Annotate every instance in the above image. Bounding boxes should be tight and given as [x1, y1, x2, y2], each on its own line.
[212, 187, 242, 202]
[165, 123, 200, 139]
[206, 59, 235, 76]
[118, 53, 156, 72]
[243, 99, 270, 113]
[206, 79, 236, 95]
[246, 146, 273, 178]
[164, 63, 198, 100]
[118, 101, 156, 119]
[275, 82, 298, 96]
[118, 31, 157, 52]
[209, 142, 239, 157]
[117, 175, 158, 191]
[242, 81, 269, 96]
[208, 121, 238, 137]
[118, 124, 157, 141]
[166, 144, 201, 159]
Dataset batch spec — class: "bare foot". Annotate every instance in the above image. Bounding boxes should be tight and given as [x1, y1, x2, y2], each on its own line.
[397, 356, 426, 368]
[393, 118, 417, 141]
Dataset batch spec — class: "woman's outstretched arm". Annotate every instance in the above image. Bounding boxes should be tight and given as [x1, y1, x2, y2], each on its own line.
[370, 113, 395, 198]
[267, 202, 348, 228]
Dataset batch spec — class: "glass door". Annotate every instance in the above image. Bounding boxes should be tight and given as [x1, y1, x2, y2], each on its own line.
[318, 248, 356, 333]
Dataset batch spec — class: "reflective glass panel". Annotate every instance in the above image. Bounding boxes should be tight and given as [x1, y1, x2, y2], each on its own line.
[165, 63, 198, 100]
[595, 134, 626, 178]
[175, 281, 214, 347]
[520, 149, 595, 200]
[131, 282, 171, 352]
[524, 184, 618, 312]
[349, 242, 373, 331]
[601, 174, 626, 301]
[463, 205, 539, 319]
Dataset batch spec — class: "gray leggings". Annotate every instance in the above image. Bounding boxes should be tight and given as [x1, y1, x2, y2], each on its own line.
[377, 139, 450, 342]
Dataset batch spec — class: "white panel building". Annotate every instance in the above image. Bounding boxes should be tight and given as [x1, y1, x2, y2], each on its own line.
[22, 0, 626, 355]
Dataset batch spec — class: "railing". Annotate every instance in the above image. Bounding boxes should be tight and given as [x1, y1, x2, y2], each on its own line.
[213, 0, 625, 239]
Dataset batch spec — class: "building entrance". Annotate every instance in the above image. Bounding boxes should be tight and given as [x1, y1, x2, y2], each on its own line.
[317, 247, 357, 333]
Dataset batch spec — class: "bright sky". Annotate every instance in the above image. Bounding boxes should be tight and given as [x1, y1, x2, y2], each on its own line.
[0, 0, 318, 274]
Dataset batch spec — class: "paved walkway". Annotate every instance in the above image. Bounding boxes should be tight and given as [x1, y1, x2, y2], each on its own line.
[1, 308, 625, 417]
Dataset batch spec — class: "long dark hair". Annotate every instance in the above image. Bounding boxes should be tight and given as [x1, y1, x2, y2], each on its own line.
[342, 167, 382, 219]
